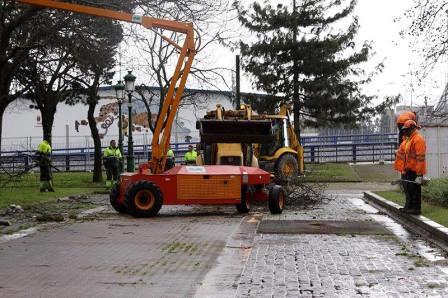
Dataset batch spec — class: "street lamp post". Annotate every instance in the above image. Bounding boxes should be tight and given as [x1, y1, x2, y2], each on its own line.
[113, 80, 125, 173]
[124, 70, 136, 172]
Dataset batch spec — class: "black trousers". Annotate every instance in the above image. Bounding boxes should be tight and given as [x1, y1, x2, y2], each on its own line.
[39, 164, 52, 182]
[105, 164, 119, 181]
[403, 171, 421, 211]
[104, 157, 119, 181]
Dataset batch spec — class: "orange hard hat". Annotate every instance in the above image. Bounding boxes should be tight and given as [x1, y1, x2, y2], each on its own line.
[402, 119, 420, 129]
[396, 111, 417, 125]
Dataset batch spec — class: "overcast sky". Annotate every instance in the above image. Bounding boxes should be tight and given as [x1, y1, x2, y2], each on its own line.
[355, 0, 445, 108]
[229, 0, 446, 108]
[122, 0, 446, 109]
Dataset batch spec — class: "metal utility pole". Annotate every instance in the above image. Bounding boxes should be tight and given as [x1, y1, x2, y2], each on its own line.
[124, 71, 136, 172]
[113, 80, 125, 173]
[292, 0, 301, 139]
[236, 55, 241, 109]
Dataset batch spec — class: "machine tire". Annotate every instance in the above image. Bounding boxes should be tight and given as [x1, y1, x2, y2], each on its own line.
[274, 153, 298, 183]
[236, 185, 251, 213]
[125, 181, 163, 217]
[110, 183, 127, 214]
[268, 185, 285, 214]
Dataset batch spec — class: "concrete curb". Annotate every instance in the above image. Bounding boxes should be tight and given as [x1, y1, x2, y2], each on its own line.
[363, 191, 448, 252]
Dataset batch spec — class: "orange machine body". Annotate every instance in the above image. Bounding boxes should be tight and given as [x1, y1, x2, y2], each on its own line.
[118, 165, 271, 205]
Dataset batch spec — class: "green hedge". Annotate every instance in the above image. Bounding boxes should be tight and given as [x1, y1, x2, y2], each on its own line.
[422, 178, 448, 207]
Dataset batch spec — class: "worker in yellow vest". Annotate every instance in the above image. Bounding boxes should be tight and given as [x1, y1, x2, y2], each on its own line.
[103, 140, 122, 188]
[166, 147, 175, 170]
[184, 144, 197, 165]
[37, 139, 54, 192]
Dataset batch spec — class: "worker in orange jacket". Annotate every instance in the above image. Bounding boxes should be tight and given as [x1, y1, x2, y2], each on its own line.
[396, 111, 417, 146]
[394, 120, 426, 215]
[395, 111, 418, 195]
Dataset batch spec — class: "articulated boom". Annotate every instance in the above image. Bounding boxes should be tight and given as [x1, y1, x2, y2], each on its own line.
[16, 0, 196, 174]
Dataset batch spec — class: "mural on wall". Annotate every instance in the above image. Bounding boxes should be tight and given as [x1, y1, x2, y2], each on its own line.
[73, 100, 192, 142]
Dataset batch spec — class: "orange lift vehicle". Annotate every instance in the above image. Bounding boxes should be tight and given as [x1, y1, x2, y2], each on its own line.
[16, 0, 286, 217]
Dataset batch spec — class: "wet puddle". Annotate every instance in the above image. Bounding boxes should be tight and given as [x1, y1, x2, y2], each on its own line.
[348, 197, 448, 267]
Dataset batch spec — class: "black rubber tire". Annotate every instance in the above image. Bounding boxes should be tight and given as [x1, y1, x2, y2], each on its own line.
[110, 183, 127, 214]
[236, 185, 251, 213]
[124, 181, 163, 217]
[274, 153, 299, 183]
[268, 185, 285, 214]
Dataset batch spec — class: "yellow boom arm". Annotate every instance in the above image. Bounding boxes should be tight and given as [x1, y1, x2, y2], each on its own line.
[16, 0, 196, 174]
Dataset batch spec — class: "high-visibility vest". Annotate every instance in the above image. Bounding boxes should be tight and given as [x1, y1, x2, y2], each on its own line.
[104, 146, 122, 158]
[394, 130, 426, 175]
[184, 151, 197, 162]
[167, 149, 175, 158]
[37, 140, 52, 154]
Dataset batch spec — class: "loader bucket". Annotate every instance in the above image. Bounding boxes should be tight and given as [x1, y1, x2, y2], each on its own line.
[199, 119, 274, 143]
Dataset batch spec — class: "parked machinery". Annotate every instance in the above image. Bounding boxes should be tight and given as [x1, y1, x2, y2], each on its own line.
[197, 103, 304, 183]
[18, 0, 286, 216]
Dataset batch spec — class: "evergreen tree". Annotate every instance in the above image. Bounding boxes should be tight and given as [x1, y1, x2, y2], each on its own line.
[235, 0, 384, 135]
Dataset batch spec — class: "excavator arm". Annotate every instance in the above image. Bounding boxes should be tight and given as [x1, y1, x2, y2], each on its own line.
[15, 0, 196, 174]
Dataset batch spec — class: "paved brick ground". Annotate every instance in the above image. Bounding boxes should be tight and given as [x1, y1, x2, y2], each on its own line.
[2, 190, 448, 297]
[0, 205, 244, 298]
[236, 193, 448, 297]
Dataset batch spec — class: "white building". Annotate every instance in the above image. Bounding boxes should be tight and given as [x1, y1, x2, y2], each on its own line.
[2, 87, 275, 151]
[419, 87, 448, 179]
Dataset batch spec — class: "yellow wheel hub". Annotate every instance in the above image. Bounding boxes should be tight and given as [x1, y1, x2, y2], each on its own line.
[281, 162, 295, 176]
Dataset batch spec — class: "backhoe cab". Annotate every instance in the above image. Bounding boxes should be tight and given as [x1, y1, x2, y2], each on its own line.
[197, 104, 304, 183]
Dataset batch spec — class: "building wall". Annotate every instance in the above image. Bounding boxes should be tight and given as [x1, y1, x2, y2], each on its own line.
[2, 88, 235, 150]
[420, 126, 448, 179]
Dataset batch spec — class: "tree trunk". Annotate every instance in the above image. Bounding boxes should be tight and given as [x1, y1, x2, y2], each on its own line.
[0, 105, 5, 165]
[41, 107, 55, 145]
[88, 97, 102, 183]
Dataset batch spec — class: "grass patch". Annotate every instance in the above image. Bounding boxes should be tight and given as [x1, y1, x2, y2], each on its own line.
[304, 163, 361, 182]
[422, 178, 448, 207]
[0, 172, 104, 211]
[352, 164, 397, 182]
[375, 190, 448, 228]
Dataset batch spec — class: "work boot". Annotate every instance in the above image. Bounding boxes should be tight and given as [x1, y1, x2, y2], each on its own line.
[406, 209, 421, 215]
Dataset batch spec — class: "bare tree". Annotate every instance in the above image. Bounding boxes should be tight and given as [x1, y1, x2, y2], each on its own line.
[18, 10, 82, 144]
[0, 1, 45, 156]
[402, 1, 448, 76]
[69, 16, 124, 182]
[126, 0, 234, 138]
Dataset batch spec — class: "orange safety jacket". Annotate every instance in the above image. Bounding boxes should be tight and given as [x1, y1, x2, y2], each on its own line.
[394, 130, 426, 175]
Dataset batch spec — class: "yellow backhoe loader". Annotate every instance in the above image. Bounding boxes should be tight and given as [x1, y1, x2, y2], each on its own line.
[197, 103, 304, 182]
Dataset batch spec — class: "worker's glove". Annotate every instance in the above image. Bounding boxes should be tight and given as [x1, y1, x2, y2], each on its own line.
[415, 176, 423, 185]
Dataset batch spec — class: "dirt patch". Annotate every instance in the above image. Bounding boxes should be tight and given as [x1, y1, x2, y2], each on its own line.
[0, 194, 108, 236]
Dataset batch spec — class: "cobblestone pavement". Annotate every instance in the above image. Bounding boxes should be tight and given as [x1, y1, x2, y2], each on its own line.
[236, 192, 448, 297]
[0, 204, 247, 298]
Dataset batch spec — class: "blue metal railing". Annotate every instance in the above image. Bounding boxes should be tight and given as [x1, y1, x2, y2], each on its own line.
[0, 134, 398, 172]
[301, 133, 396, 145]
